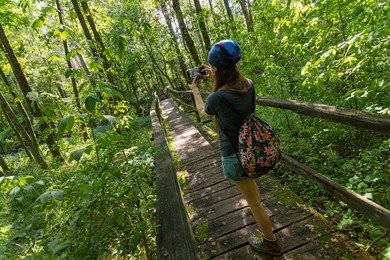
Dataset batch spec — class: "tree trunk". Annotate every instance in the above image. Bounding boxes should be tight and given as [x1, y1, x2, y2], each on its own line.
[0, 153, 10, 173]
[0, 23, 63, 162]
[0, 91, 48, 169]
[160, 0, 188, 84]
[0, 66, 39, 147]
[56, 0, 82, 109]
[56, 0, 89, 141]
[237, 0, 253, 32]
[206, 0, 221, 39]
[141, 70, 153, 93]
[171, 0, 201, 65]
[2, 108, 34, 160]
[130, 81, 141, 112]
[141, 36, 175, 89]
[208, 0, 213, 9]
[247, 0, 254, 31]
[70, 0, 97, 56]
[193, 0, 211, 51]
[80, 0, 114, 84]
[223, 0, 234, 22]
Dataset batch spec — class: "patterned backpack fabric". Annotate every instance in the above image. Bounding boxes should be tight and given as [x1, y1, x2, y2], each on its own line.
[238, 114, 280, 178]
[216, 86, 281, 178]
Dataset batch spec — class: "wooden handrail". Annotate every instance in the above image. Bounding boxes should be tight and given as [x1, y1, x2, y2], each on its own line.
[280, 153, 390, 229]
[150, 96, 199, 259]
[256, 97, 390, 134]
[166, 88, 390, 134]
[165, 87, 390, 229]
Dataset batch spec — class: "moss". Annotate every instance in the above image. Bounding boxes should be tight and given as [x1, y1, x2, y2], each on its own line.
[162, 119, 183, 170]
[262, 174, 304, 207]
[194, 223, 209, 244]
[177, 170, 189, 195]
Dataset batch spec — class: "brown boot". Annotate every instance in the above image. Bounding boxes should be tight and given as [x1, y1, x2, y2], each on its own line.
[248, 230, 281, 255]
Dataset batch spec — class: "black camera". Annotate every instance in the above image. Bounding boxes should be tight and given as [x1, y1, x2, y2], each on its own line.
[186, 66, 206, 82]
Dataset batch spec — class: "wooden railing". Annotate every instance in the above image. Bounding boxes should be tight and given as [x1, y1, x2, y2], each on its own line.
[166, 87, 390, 230]
[150, 95, 199, 259]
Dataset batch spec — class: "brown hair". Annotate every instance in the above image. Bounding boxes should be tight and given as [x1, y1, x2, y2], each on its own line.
[212, 65, 250, 93]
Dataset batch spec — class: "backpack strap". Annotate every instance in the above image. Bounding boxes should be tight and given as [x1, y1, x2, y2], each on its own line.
[215, 83, 256, 117]
[216, 84, 256, 170]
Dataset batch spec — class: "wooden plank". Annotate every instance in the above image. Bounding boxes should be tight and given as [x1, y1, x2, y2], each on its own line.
[183, 152, 220, 165]
[203, 217, 324, 259]
[280, 153, 390, 229]
[199, 197, 310, 239]
[184, 176, 273, 202]
[190, 187, 278, 228]
[185, 181, 234, 202]
[190, 193, 248, 227]
[184, 154, 221, 172]
[189, 186, 241, 211]
[219, 240, 337, 260]
[150, 99, 199, 260]
[183, 170, 226, 192]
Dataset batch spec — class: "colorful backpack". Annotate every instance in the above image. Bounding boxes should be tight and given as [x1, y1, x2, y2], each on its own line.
[216, 87, 281, 178]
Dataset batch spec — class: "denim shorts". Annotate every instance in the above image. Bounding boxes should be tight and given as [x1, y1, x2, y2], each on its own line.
[221, 153, 247, 182]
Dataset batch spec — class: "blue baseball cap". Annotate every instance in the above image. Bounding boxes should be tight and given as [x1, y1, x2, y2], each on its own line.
[207, 39, 242, 68]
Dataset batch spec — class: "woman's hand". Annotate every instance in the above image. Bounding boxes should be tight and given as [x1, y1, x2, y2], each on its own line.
[201, 64, 214, 79]
[189, 64, 214, 91]
[189, 75, 200, 91]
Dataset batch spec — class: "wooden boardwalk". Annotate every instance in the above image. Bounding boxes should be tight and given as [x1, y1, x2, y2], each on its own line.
[157, 98, 369, 259]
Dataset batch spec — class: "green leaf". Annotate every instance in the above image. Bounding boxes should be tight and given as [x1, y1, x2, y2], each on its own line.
[39, 191, 51, 204]
[60, 31, 68, 41]
[9, 186, 20, 197]
[84, 145, 93, 154]
[85, 95, 101, 112]
[48, 55, 62, 63]
[65, 26, 76, 38]
[66, 49, 77, 60]
[98, 81, 114, 89]
[78, 183, 90, 192]
[117, 215, 124, 225]
[51, 190, 64, 200]
[35, 180, 45, 186]
[57, 115, 74, 139]
[32, 18, 44, 30]
[113, 89, 124, 99]
[103, 115, 119, 124]
[69, 148, 85, 162]
[22, 185, 33, 191]
[301, 62, 311, 75]
[65, 69, 72, 78]
[78, 113, 88, 120]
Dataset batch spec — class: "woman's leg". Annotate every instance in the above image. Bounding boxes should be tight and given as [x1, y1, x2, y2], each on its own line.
[235, 178, 275, 240]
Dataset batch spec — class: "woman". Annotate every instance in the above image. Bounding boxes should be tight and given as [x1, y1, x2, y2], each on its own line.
[189, 39, 281, 255]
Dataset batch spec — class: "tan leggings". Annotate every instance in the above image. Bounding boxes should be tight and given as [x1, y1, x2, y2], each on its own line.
[235, 178, 276, 240]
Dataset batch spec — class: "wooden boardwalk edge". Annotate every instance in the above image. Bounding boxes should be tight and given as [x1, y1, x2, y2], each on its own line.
[150, 99, 199, 259]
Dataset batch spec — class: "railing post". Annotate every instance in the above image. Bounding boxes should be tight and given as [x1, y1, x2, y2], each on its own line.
[190, 92, 201, 122]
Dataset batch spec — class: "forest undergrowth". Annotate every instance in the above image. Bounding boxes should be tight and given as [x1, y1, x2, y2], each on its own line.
[0, 115, 157, 259]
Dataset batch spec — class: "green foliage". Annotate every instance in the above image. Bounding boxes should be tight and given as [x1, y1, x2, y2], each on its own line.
[1, 0, 389, 258]
[0, 89, 156, 258]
